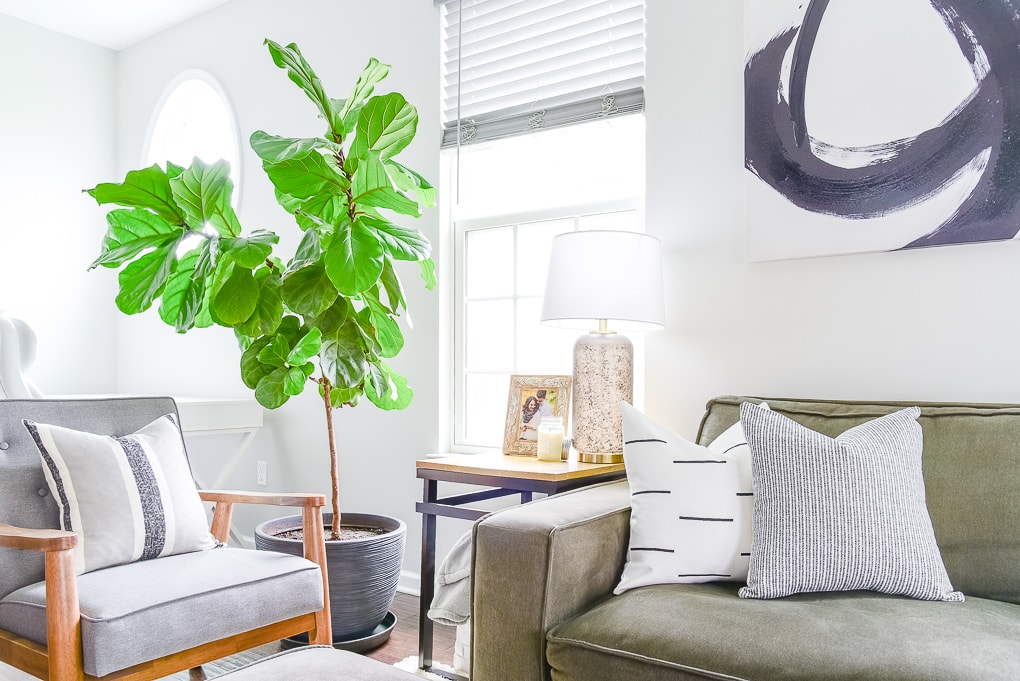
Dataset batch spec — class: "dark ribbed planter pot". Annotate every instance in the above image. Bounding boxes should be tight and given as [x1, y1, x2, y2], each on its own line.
[254, 512, 406, 646]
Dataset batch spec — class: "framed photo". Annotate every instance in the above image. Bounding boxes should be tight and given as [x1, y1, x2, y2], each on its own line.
[502, 374, 572, 456]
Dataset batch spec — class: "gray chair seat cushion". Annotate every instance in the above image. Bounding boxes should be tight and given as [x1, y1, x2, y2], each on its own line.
[546, 583, 1020, 681]
[0, 547, 323, 677]
[215, 646, 418, 680]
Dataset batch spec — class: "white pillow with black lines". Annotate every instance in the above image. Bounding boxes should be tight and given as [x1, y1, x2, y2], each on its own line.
[614, 401, 769, 594]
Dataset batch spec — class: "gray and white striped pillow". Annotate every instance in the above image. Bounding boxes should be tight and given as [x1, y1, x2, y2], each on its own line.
[738, 403, 963, 601]
[23, 414, 218, 575]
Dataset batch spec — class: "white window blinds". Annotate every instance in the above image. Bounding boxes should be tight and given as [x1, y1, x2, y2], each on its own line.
[439, 0, 645, 148]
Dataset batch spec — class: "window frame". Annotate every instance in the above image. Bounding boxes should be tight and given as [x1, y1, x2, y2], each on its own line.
[142, 68, 243, 206]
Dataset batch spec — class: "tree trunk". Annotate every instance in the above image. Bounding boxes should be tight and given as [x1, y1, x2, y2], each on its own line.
[320, 377, 341, 541]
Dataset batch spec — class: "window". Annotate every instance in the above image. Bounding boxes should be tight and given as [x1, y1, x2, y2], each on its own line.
[144, 70, 241, 202]
[447, 115, 645, 449]
[441, 0, 646, 451]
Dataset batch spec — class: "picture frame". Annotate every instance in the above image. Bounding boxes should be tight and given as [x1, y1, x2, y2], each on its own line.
[502, 374, 572, 456]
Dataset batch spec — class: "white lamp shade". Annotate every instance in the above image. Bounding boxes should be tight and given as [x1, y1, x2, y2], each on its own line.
[541, 230, 665, 330]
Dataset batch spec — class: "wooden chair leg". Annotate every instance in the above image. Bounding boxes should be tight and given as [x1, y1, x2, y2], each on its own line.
[45, 549, 83, 681]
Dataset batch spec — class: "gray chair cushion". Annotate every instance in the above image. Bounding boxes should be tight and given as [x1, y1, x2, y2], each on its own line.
[0, 397, 180, 599]
[546, 583, 1020, 681]
[0, 547, 323, 677]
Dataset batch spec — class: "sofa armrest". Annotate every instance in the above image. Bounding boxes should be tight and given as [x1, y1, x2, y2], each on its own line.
[470, 479, 631, 681]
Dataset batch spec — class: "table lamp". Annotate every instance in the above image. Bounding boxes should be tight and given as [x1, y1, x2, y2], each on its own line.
[540, 230, 665, 463]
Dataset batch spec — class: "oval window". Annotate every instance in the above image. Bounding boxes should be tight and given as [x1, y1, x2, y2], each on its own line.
[145, 70, 241, 205]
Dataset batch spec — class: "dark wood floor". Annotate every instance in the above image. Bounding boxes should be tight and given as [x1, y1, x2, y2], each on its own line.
[167, 592, 457, 679]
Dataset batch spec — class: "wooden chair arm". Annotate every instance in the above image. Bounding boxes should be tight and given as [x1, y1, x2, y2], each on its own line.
[0, 523, 77, 552]
[0, 525, 83, 678]
[198, 490, 326, 507]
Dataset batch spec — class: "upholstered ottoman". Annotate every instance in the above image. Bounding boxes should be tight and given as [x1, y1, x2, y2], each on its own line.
[217, 646, 419, 680]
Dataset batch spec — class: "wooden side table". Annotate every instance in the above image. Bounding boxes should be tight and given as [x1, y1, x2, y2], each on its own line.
[415, 452, 626, 679]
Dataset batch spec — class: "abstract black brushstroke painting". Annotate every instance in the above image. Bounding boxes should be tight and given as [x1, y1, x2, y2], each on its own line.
[744, 0, 1020, 259]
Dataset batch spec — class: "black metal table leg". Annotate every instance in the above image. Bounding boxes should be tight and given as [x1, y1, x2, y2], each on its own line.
[418, 478, 438, 670]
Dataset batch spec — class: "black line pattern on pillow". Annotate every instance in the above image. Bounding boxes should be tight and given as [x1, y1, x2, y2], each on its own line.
[23, 421, 73, 531]
[117, 436, 167, 560]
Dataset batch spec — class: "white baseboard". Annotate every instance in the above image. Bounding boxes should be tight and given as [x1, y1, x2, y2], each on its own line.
[398, 569, 421, 597]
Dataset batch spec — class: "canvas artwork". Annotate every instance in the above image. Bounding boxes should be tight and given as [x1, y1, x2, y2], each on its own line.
[744, 0, 1020, 260]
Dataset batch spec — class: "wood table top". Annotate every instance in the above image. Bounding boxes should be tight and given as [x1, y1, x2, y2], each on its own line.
[416, 451, 626, 482]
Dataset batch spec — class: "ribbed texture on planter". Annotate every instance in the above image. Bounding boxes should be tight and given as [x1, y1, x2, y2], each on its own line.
[255, 512, 406, 640]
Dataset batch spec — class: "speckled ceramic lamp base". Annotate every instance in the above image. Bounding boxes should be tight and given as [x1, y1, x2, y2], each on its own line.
[571, 332, 633, 463]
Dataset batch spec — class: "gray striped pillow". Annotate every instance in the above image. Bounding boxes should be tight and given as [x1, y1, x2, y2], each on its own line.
[738, 403, 963, 601]
[23, 414, 218, 575]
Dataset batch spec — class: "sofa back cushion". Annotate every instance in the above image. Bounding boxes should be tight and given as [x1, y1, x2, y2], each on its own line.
[0, 397, 180, 600]
[697, 396, 1020, 605]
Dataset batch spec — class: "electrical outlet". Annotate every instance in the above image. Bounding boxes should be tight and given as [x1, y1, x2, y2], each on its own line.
[256, 460, 268, 487]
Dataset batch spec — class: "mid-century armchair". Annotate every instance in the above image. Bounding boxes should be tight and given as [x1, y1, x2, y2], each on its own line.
[0, 396, 331, 681]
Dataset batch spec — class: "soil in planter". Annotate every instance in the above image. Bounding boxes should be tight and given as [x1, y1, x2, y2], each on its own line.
[277, 526, 387, 541]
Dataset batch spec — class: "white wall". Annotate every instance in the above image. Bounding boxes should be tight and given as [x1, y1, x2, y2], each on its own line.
[112, 0, 441, 580]
[644, 0, 1020, 438]
[0, 16, 119, 394]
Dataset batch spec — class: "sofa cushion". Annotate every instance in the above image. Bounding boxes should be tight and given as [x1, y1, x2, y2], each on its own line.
[696, 397, 1020, 605]
[0, 547, 323, 677]
[546, 583, 1020, 681]
[738, 403, 961, 601]
[615, 403, 761, 593]
[23, 414, 218, 574]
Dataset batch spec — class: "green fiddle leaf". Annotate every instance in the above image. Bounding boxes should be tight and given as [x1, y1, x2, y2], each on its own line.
[86, 164, 185, 224]
[250, 131, 333, 164]
[288, 327, 322, 365]
[264, 40, 344, 139]
[307, 297, 351, 335]
[255, 366, 291, 409]
[378, 260, 406, 314]
[386, 160, 437, 208]
[289, 228, 322, 271]
[325, 219, 384, 296]
[365, 361, 413, 411]
[240, 335, 274, 389]
[296, 191, 348, 229]
[351, 151, 420, 216]
[281, 262, 337, 317]
[338, 58, 391, 135]
[348, 93, 417, 173]
[235, 269, 283, 337]
[170, 158, 242, 237]
[258, 334, 291, 368]
[263, 152, 349, 200]
[329, 385, 361, 408]
[212, 265, 259, 325]
[166, 161, 185, 179]
[222, 230, 279, 268]
[159, 240, 214, 332]
[361, 214, 430, 262]
[320, 322, 369, 388]
[115, 239, 180, 315]
[419, 257, 437, 291]
[366, 297, 403, 358]
[352, 306, 382, 356]
[91, 209, 183, 269]
[283, 366, 308, 396]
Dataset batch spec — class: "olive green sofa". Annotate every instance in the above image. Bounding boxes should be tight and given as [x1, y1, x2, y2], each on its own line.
[470, 397, 1020, 681]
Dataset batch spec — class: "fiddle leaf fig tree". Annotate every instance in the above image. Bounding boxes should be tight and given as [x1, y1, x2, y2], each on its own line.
[86, 40, 435, 540]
